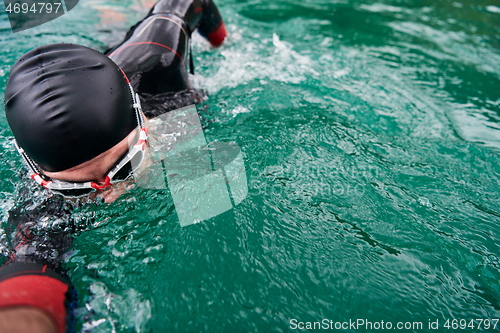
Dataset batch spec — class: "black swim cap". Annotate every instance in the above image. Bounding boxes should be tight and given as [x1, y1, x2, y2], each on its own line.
[5, 43, 137, 172]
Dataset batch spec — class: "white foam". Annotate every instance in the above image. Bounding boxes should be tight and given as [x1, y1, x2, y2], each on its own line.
[230, 105, 250, 116]
[360, 4, 405, 12]
[81, 283, 152, 333]
[201, 33, 318, 93]
[486, 5, 500, 13]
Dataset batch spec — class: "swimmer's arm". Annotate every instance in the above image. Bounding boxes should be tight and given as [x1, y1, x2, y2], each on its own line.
[0, 307, 57, 333]
[197, 0, 228, 47]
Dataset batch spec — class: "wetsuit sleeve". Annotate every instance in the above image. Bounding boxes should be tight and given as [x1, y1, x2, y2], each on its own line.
[197, 0, 227, 47]
[0, 262, 71, 333]
[0, 193, 78, 333]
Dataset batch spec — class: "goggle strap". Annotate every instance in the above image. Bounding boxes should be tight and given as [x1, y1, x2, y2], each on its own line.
[90, 176, 112, 190]
[127, 83, 145, 129]
[31, 173, 51, 188]
[139, 128, 148, 142]
[14, 141, 42, 176]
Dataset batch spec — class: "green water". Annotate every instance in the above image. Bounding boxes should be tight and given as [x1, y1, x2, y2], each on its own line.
[1, 0, 500, 332]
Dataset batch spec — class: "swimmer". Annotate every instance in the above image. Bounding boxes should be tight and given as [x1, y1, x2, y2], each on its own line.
[0, 0, 227, 332]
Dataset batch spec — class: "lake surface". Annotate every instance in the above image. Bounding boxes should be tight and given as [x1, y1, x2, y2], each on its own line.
[1, 0, 500, 332]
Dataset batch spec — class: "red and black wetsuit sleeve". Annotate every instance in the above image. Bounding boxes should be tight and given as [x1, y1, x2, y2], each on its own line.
[151, 0, 227, 47]
[197, 0, 227, 47]
[0, 262, 76, 333]
[0, 194, 78, 333]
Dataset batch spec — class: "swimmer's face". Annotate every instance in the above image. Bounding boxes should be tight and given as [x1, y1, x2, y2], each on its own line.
[42, 123, 147, 203]
[43, 128, 139, 184]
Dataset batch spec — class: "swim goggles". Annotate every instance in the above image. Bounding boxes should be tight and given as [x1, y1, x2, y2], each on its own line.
[15, 84, 149, 198]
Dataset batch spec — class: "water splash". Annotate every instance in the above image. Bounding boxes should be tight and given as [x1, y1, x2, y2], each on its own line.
[80, 282, 152, 333]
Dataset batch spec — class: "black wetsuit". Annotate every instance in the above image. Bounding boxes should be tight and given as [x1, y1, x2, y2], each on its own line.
[0, 1, 226, 331]
[108, 0, 226, 118]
